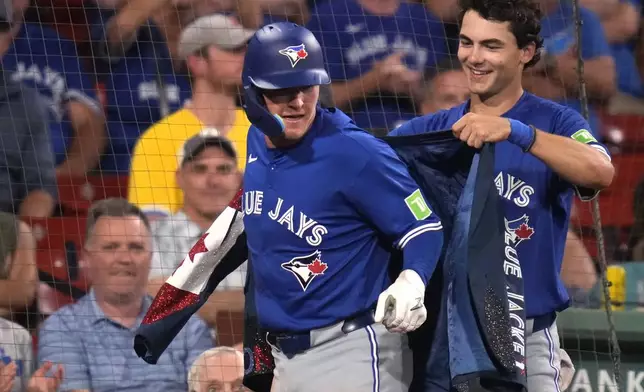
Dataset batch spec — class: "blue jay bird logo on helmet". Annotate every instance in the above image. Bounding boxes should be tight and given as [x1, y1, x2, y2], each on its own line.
[278, 44, 309, 68]
[242, 22, 330, 137]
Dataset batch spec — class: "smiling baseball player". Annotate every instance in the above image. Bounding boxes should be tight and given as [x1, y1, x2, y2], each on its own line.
[390, 0, 615, 390]
[240, 22, 444, 391]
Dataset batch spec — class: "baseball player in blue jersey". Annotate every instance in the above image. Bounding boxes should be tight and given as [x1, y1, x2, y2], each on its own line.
[391, 0, 615, 391]
[241, 22, 444, 391]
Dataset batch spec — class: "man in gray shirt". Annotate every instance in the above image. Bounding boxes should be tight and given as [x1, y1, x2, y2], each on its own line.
[148, 132, 245, 330]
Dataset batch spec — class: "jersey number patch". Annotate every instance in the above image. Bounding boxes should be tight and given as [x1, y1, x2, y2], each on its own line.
[405, 189, 432, 220]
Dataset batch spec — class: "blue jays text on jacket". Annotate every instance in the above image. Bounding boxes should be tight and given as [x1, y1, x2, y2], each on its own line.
[390, 92, 612, 319]
[383, 131, 528, 391]
[242, 107, 444, 332]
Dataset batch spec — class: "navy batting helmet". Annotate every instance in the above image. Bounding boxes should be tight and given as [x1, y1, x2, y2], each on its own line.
[242, 22, 331, 137]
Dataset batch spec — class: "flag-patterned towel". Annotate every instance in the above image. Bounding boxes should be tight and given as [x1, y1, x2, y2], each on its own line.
[133, 189, 248, 364]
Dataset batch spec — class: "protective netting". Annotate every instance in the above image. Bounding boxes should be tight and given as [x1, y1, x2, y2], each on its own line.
[0, 0, 637, 390]
[563, 1, 622, 391]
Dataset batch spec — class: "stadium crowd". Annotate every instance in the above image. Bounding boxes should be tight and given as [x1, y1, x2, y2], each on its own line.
[0, 0, 641, 389]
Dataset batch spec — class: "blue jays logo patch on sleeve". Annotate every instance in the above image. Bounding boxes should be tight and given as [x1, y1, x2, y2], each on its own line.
[281, 250, 328, 291]
[278, 44, 308, 67]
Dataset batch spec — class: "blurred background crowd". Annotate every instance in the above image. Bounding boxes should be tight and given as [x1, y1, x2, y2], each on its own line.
[0, 0, 641, 390]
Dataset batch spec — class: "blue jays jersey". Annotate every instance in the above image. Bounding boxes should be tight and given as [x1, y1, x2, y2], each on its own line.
[2, 23, 102, 165]
[243, 108, 443, 332]
[306, 0, 446, 132]
[90, 10, 192, 173]
[390, 92, 611, 318]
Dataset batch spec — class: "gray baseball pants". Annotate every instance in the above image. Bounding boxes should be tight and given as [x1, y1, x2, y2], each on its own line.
[527, 319, 564, 392]
[269, 321, 413, 392]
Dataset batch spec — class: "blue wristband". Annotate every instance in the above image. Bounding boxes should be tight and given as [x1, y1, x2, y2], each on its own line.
[508, 119, 536, 152]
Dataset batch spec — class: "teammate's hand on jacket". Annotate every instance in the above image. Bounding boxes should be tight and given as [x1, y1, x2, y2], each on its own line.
[452, 112, 511, 148]
[375, 269, 426, 333]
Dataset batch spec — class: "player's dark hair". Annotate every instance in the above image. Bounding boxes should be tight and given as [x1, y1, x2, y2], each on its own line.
[457, 0, 544, 68]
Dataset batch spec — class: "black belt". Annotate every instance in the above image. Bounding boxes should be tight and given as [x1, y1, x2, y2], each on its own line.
[530, 312, 556, 333]
[266, 310, 376, 358]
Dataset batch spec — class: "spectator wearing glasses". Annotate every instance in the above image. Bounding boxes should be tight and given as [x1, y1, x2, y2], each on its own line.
[38, 198, 213, 392]
[128, 14, 252, 218]
[147, 133, 244, 328]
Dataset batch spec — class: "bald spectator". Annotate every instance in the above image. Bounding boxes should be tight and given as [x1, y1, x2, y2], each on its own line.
[188, 347, 249, 392]
[38, 199, 213, 392]
[419, 58, 469, 116]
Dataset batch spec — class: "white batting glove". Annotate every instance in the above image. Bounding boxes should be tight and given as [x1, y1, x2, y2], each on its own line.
[374, 269, 427, 333]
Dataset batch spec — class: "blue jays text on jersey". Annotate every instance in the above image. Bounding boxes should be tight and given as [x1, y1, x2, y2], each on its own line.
[242, 107, 444, 332]
[243, 193, 327, 250]
[2, 23, 102, 165]
[390, 92, 611, 320]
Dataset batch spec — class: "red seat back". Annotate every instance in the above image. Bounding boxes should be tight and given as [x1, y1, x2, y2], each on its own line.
[24, 217, 90, 314]
[32, 0, 92, 43]
[57, 174, 129, 215]
[574, 153, 644, 229]
[600, 113, 644, 152]
[215, 311, 244, 347]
